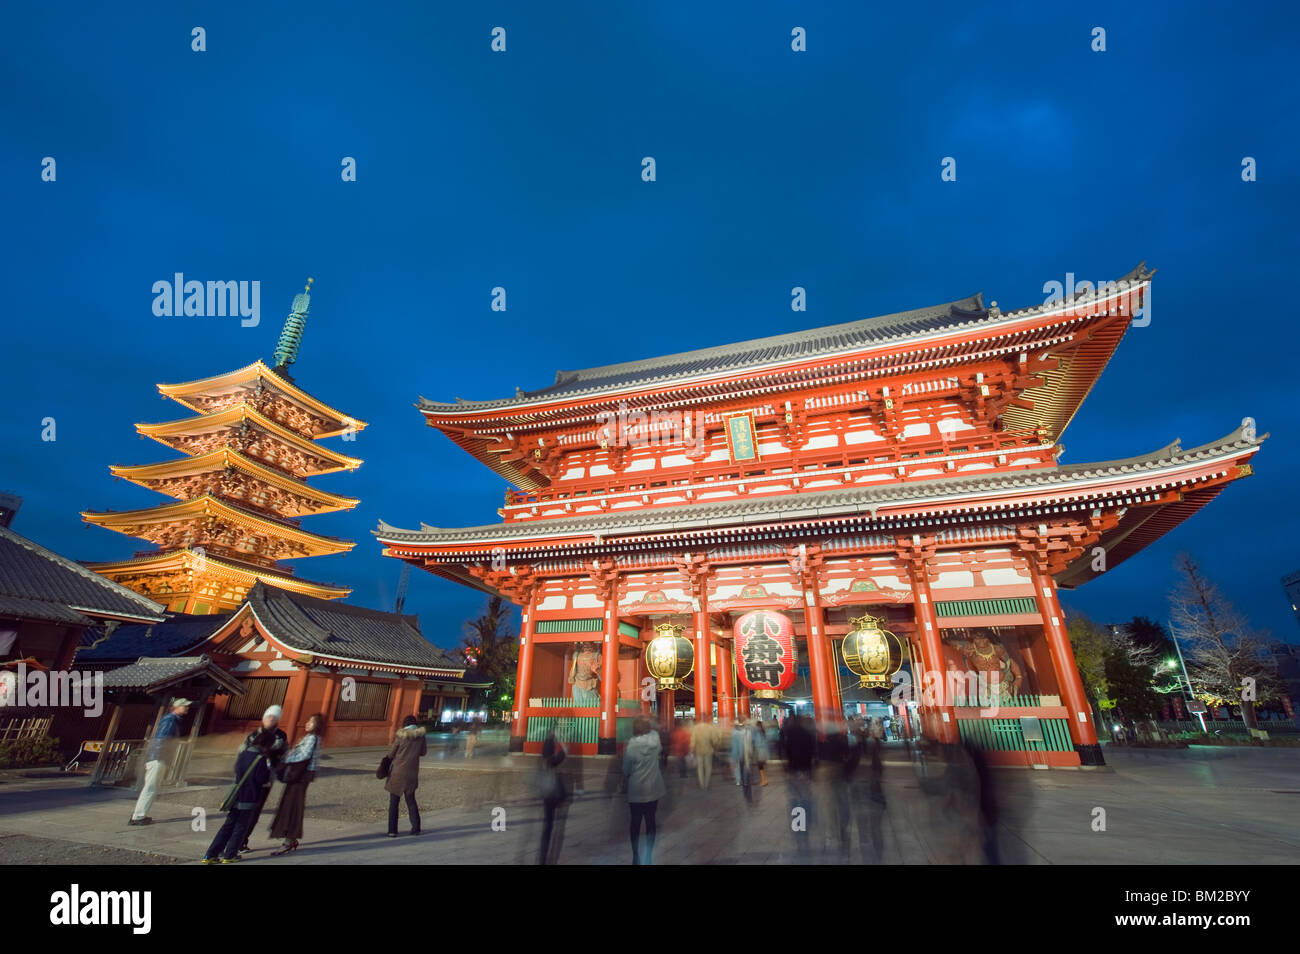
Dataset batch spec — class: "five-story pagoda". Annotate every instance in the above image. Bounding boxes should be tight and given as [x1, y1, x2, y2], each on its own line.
[83, 280, 365, 614]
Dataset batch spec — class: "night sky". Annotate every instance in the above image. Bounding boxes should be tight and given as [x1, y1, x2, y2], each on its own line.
[3, 2, 1296, 649]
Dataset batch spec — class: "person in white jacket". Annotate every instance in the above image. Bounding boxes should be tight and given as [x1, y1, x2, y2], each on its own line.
[622, 717, 667, 865]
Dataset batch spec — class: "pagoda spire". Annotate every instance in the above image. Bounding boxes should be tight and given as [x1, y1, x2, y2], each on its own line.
[273, 277, 313, 381]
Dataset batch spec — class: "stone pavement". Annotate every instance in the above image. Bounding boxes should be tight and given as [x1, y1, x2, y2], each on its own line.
[0, 744, 1296, 865]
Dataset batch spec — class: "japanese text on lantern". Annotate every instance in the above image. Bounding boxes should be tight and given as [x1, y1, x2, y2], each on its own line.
[734, 610, 795, 692]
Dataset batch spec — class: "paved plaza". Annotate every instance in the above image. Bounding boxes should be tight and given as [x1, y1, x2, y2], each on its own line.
[0, 742, 1295, 865]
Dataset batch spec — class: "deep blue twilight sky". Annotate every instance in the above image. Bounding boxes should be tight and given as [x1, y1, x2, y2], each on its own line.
[2, 2, 1297, 650]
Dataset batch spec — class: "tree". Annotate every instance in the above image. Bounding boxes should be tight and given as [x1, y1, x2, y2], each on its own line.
[1103, 652, 1161, 722]
[1169, 554, 1279, 729]
[461, 596, 518, 718]
[1066, 611, 1113, 721]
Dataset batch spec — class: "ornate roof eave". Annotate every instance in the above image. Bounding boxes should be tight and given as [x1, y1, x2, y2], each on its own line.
[374, 422, 1260, 555]
[136, 403, 363, 474]
[82, 495, 356, 557]
[157, 360, 368, 437]
[83, 548, 352, 599]
[418, 263, 1152, 419]
[108, 448, 361, 515]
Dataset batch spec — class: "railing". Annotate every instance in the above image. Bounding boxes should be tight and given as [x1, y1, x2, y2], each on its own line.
[958, 718, 1073, 753]
[0, 716, 52, 741]
[90, 740, 146, 786]
[503, 432, 1049, 509]
[526, 716, 599, 744]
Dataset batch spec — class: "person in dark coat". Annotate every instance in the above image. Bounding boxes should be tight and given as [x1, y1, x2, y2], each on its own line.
[537, 729, 568, 865]
[384, 715, 427, 836]
[268, 713, 324, 855]
[239, 704, 288, 853]
[782, 714, 817, 857]
[203, 727, 276, 863]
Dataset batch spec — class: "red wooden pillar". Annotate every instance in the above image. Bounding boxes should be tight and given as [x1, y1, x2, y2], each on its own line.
[509, 597, 539, 752]
[598, 602, 621, 754]
[1029, 562, 1104, 765]
[739, 688, 751, 719]
[908, 564, 958, 743]
[717, 635, 734, 724]
[659, 689, 675, 732]
[319, 676, 340, 745]
[694, 604, 713, 723]
[282, 668, 310, 741]
[804, 596, 836, 730]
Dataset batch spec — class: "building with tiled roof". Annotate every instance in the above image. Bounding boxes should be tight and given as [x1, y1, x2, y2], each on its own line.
[378, 264, 1263, 767]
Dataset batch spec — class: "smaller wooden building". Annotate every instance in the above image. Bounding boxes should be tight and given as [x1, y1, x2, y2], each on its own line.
[79, 582, 484, 748]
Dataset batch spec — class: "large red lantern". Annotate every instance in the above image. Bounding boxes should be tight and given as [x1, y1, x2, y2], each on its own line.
[733, 610, 797, 696]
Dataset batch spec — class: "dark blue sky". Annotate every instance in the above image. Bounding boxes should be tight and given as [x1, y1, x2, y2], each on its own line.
[3, 2, 1297, 648]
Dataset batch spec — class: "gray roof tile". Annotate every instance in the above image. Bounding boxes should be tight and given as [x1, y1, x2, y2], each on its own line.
[0, 525, 165, 623]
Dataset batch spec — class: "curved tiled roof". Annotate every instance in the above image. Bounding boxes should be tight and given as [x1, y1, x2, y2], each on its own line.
[419, 262, 1154, 414]
[0, 525, 165, 623]
[245, 583, 465, 672]
[376, 423, 1261, 548]
[78, 611, 234, 662]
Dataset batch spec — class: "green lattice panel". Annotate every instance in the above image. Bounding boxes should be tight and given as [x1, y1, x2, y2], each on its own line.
[958, 717, 1072, 752]
[526, 716, 599, 744]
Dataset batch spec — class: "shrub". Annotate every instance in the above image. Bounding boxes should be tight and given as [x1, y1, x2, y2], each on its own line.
[0, 735, 60, 768]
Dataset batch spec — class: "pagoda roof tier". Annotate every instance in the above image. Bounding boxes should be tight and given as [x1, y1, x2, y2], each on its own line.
[82, 495, 355, 561]
[157, 360, 367, 438]
[377, 422, 1261, 589]
[108, 448, 360, 517]
[136, 404, 363, 476]
[82, 548, 351, 601]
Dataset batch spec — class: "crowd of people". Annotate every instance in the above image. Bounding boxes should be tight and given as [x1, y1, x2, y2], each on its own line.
[132, 697, 1004, 865]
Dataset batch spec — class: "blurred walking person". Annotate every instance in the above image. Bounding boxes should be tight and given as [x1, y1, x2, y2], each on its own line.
[268, 713, 324, 856]
[129, 697, 191, 826]
[623, 717, 666, 865]
[239, 704, 287, 853]
[536, 728, 568, 864]
[203, 726, 276, 863]
[690, 718, 716, 789]
[384, 715, 427, 836]
[670, 719, 691, 778]
[753, 720, 770, 787]
[782, 714, 816, 856]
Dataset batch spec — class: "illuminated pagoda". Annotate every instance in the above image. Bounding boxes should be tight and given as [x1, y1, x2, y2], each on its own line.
[84, 280, 365, 614]
[376, 264, 1264, 766]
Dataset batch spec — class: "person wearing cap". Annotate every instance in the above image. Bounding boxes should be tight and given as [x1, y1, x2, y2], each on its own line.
[237, 704, 288, 852]
[128, 697, 192, 826]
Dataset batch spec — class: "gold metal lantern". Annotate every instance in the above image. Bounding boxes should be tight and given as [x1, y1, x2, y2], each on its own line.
[644, 622, 694, 691]
[841, 613, 903, 688]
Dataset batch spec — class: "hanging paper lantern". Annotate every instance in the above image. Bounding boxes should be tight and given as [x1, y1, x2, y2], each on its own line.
[734, 610, 796, 699]
[842, 613, 903, 688]
[644, 622, 693, 691]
